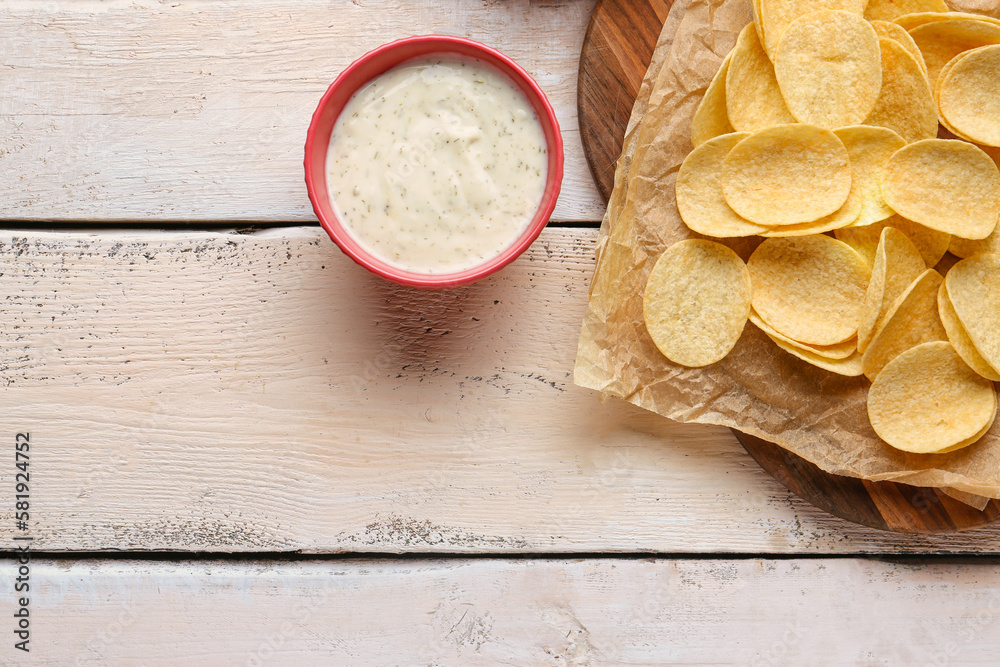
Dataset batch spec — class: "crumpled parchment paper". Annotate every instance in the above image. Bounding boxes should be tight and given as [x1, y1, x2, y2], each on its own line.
[574, 0, 1000, 502]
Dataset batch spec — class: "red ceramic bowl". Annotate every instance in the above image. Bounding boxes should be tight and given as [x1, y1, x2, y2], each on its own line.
[304, 35, 564, 288]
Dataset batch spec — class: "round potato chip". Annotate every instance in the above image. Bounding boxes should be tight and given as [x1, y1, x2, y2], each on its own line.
[760, 0, 867, 58]
[950, 224, 1000, 258]
[932, 49, 989, 134]
[909, 18, 1000, 88]
[870, 20, 929, 76]
[938, 280, 1000, 381]
[726, 24, 796, 132]
[835, 215, 949, 266]
[643, 240, 752, 367]
[865, 0, 948, 23]
[863, 38, 939, 143]
[896, 11, 1000, 33]
[946, 254, 1000, 374]
[939, 44, 1000, 147]
[692, 52, 736, 147]
[861, 269, 947, 380]
[748, 235, 871, 346]
[676, 133, 771, 238]
[758, 139, 865, 237]
[749, 309, 858, 359]
[773, 11, 882, 128]
[752, 0, 767, 50]
[881, 139, 1000, 239]
[857, 227, 927, 353]
[834, 126, 906, 227]
[723, 124, 852, 226]
[767, 333, 865, 376]
[868, 341, 996, 453]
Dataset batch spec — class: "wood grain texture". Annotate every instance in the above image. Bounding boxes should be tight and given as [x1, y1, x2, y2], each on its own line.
[739, 433, 1000, 533]
[0, 0, 602, 222]
[578, 0, 675, 200]
[7, 557, 1000, 665]
[2, 228, 1000, 553]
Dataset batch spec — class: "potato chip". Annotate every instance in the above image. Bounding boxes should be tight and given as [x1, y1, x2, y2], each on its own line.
[946, 254, 1000, 374]
[932, 49, 984, 133]
[834, 126, 906, 227]
[865, 0, 948, 23]
[676, 133, 771, 237]
[835, 215, 949, 266]
[748, 235, 871, 346]
[768, 333, 865, 376]
[643, 240, 752, 367]
[895, 11, 1000, 33]
[861, 269, 947, 380]
[726, 24, 796, 132]
[692, 53, 736, 147]
[752, 0, 767, 56]
[882, 139, 1000, 239]
[773, 11, 882, 128]
[949, 225, 1000, 258]
[870, 19, 929, 76]
[909, 18, 1000, 88]
[938, 280, 1000, 381]
[938, 44, 1000, 147]
[867, 341, 996, 453]
[758, 139, 865, 237]
[750, 309, 858, 359]
[723, 124, 852, 226]
[760, 0, 867, 58]
[863, 38, 939, 143]
[857, 227, 927, 353]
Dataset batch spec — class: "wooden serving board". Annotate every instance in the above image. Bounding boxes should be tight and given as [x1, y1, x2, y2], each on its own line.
[577, 0, 1000, 533]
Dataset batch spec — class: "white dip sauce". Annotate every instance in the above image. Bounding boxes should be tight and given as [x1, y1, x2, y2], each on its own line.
[326, 56, 548, 274]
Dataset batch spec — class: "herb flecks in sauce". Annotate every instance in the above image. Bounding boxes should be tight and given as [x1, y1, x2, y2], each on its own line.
[326, 57, 548, 274]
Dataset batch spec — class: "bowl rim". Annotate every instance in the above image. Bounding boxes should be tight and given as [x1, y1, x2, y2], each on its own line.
[304, 34, 564, 289]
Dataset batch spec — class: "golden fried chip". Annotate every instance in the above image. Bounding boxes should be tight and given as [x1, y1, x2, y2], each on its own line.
[949, 225, 1000, 258]
[938, 280, 1000, 381]
[938, 44, 1000, 147]
[768, 333, 865, 375]
[870, 19, 929, 76]
[726, 24, 796, 132]
[834, 126, 906, 227]
[835, 215, 949, 266]
[868, 341, 996, 453]
[865, 0, 948, 23]
[748, 235, 871, 346]
[857, 227, 927, 353]
[773, 11, 883, 128]
[643, 240, 752, 367]
[861, 269, 947, 380]
[752, 0, 767, 58]
[750, 309, 859, 359]
[881, 139, 1000, 239]
[946, 254, 1000, 374]
[909, 18, 1000, 88]
[863, 38, 939, 143]
[676, 133, 771, 237]
[723, 124, 852, 226]
[760, 0, 867, 58]
[896, 12, 1000, 33]
[692, 53, 736, 147]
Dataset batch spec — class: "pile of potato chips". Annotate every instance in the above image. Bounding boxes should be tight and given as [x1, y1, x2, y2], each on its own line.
[643, 0, 1000, 454]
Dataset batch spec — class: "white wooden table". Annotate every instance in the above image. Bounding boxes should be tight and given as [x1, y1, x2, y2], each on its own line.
[2, 1, 1000, 664]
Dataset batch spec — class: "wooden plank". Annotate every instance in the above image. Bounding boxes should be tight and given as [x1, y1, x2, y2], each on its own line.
[0, 0, 603, 222]
[5, 557, 1000, 664]
[3, 227, 1000, 553]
